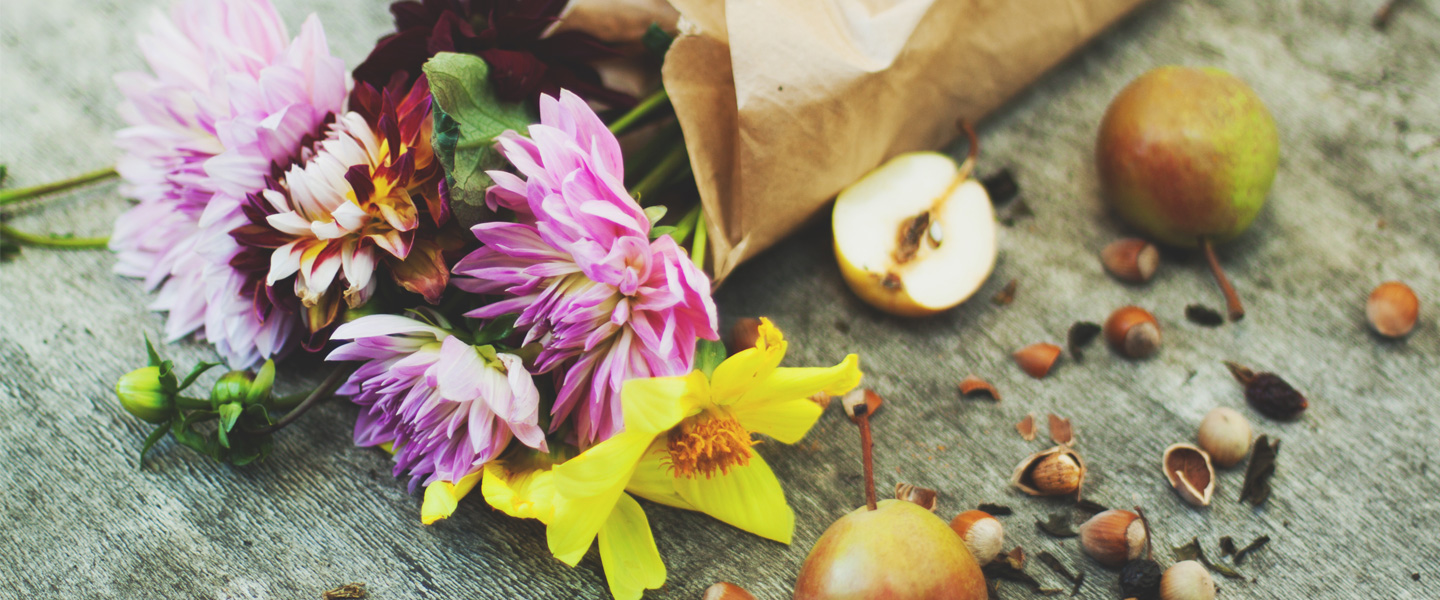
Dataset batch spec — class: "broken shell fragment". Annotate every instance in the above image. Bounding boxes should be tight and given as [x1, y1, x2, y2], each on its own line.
[1101, 238, 1160, 283]
[1163, 444, 1216, 507]
[1016, 413, 1037, 441]
[950, 510, 1005, 566]
[1079, 509, 1147, 568]
[895, 482, 938, 511]
[1011, 445, 1085, 496]
[958, 375, 1001, 401]
[1013, 343, 1062, 378]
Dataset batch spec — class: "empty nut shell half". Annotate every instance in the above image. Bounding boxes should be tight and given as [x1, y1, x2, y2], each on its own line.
[1163, 444, 1216, 507]
[958, 375, 1001, 401]
[1011, 445, 1085, 496]
[1014, 343, 1062, 378]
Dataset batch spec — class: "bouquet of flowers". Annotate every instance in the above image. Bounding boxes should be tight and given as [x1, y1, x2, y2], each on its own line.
[78, 1, 861, 598]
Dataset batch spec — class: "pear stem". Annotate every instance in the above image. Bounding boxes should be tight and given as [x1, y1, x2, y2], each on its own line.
[857, 407, 878, 511]
[1199, 237, 1245, 321]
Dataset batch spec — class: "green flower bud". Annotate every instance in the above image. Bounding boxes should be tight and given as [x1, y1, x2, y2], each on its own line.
[211, 371, 253, 405]
[116, 366, 172, 423]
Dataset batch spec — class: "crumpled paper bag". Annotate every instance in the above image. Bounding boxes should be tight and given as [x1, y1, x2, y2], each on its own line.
[661, 0, 1148, 281]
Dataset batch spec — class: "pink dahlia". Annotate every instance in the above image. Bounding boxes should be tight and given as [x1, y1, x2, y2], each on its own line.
[110, 0, 347, 367]
[453, 90, 719, 446]
[228, 77, 454, 349]
[329, 314, 547, 487]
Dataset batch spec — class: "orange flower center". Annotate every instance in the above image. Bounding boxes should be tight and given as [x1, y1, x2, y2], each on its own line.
[664, 415, 758, 479]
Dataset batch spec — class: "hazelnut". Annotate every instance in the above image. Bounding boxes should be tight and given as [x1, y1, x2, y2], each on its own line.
[1011, 446, 1085, 496]
[1013, 343, 1062, 378]
[1160, 560, 1215, 600]
[1197, 407, 1252, 468]
[1162, 444, 1215, 507]
[1078, 509, 1147, 568]
[1367, 281, 1419, 338]
[1104, 306, 1161, 359]
[1101, 238, 1160, 283]
[950, 510, 1004, 566]
[703, 582, 757, 600]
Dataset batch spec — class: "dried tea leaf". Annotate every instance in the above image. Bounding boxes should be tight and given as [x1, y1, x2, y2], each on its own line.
[1016, 413, 1036, 441]
[982, 550, 1065, 596]
[322, 583, 367, 599]
[1066, 322, 1102, 361]
[999, 198, 1035, 227]
[1004, 546, 1026, 570]
[1036, 512, 1077, 538]
[1239, 435, 1281, 506]
[1225, 362, 1308, 420]
[992, 279, 1018, 306]
[1037, 551, 1080, 583]
[1172, 538, 1244, 580]
[1075, 499, 1110, 515]
[978, 503, 1014, 516]
[982, 169, 1020, 206]
[1219, 536, 1237, 557]
[1233, 535, 1271, 565]
[1047, 414, 1073, 445]
[1185, 304, 1225, 327]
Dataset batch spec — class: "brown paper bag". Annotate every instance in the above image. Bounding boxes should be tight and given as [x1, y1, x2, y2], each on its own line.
[662, 0, 1148, 281]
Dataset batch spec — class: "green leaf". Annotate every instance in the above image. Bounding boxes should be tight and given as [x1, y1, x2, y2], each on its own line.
[472, 314, 519, 346]
[0, 240, 19, 262]
[643, 205, 668, 225]
[648, 225, 676, 240]
[138, 421, 170, 469]
[423, 52, 534, 227]
[218, 402, 243, 433]
[642, 23, 674, 56]
[246, 360, 275, 404]
[143, 335, 161, 368]
[694, 339, 727, 378]
[177, 361, 221, 392]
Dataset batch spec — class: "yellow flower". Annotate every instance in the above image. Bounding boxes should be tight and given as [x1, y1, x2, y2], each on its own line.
[544, 318, 861, 597]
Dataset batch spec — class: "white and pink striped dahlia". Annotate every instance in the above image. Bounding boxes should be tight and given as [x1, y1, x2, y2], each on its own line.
[109, 0, 347, 367]
[453, 90, 719, 447]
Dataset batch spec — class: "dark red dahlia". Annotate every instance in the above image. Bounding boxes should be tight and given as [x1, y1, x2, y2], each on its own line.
[352, 0, 633, 109]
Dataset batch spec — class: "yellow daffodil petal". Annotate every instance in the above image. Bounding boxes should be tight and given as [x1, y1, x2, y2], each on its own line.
[620, 372, 707, 434]
[709, 326, 786, 403]
[625, 442, 696, 511]
[421, 470, 482, 525]
[548, 485, 625, 566]
[673, 452, 795, 544]
[553, 430, 654, 499]
[732, 354, 862, 411]
[482, 463, 558, 524]
[597, 493, 667, 600]
[729, 396, 825, 445]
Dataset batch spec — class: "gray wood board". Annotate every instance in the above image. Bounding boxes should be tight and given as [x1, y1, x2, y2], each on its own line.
[2, 0, 1438, 598]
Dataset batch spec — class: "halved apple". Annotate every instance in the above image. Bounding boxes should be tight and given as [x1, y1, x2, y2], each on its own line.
[833, 151, 998, 317]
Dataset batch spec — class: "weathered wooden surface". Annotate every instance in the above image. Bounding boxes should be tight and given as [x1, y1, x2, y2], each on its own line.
[2, 1, 1438, 598]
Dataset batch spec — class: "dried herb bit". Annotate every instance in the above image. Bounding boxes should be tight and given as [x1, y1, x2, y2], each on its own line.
[1066, 321, 1102, 361]
[1219, 536, 1237, 556]
[1185, 304, 1225, 327]
[1036, 512, 1078, 538]
[1239, 435, 1281, 506]
[1075, 499, 1110, 515]
[1037, 551, 1085, 595]
[322, 583, 367, 599]
[999, 198, 1035, 227]
[991, 278, 1019, 306]
[978, 503, 1014, 516]
[1231, 535, 1271, 565]
[982, 169, 1020, 206]
[1173, 538, 1244, 580]
[1225, 362, 1308, 420]
[982, 548, 1065, 596]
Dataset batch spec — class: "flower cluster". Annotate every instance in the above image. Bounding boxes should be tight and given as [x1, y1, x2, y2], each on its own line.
[108, 2, 863, 598]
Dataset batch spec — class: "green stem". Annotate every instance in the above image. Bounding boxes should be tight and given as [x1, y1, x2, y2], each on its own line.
[175, 396, 212, 411]
[691, 209, 708, 271]
[629, 143, 689, 205]
[245, 367, 349, 435]
[0, 167, 118, 206]
[608, 89, 671, 136]
[667, 203, 702, 246]
[1, 224, 109, 248]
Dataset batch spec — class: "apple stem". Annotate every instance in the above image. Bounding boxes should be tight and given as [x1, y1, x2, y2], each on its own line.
[1199, 237, 1245, 321]
[857, 407, 878, 511]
